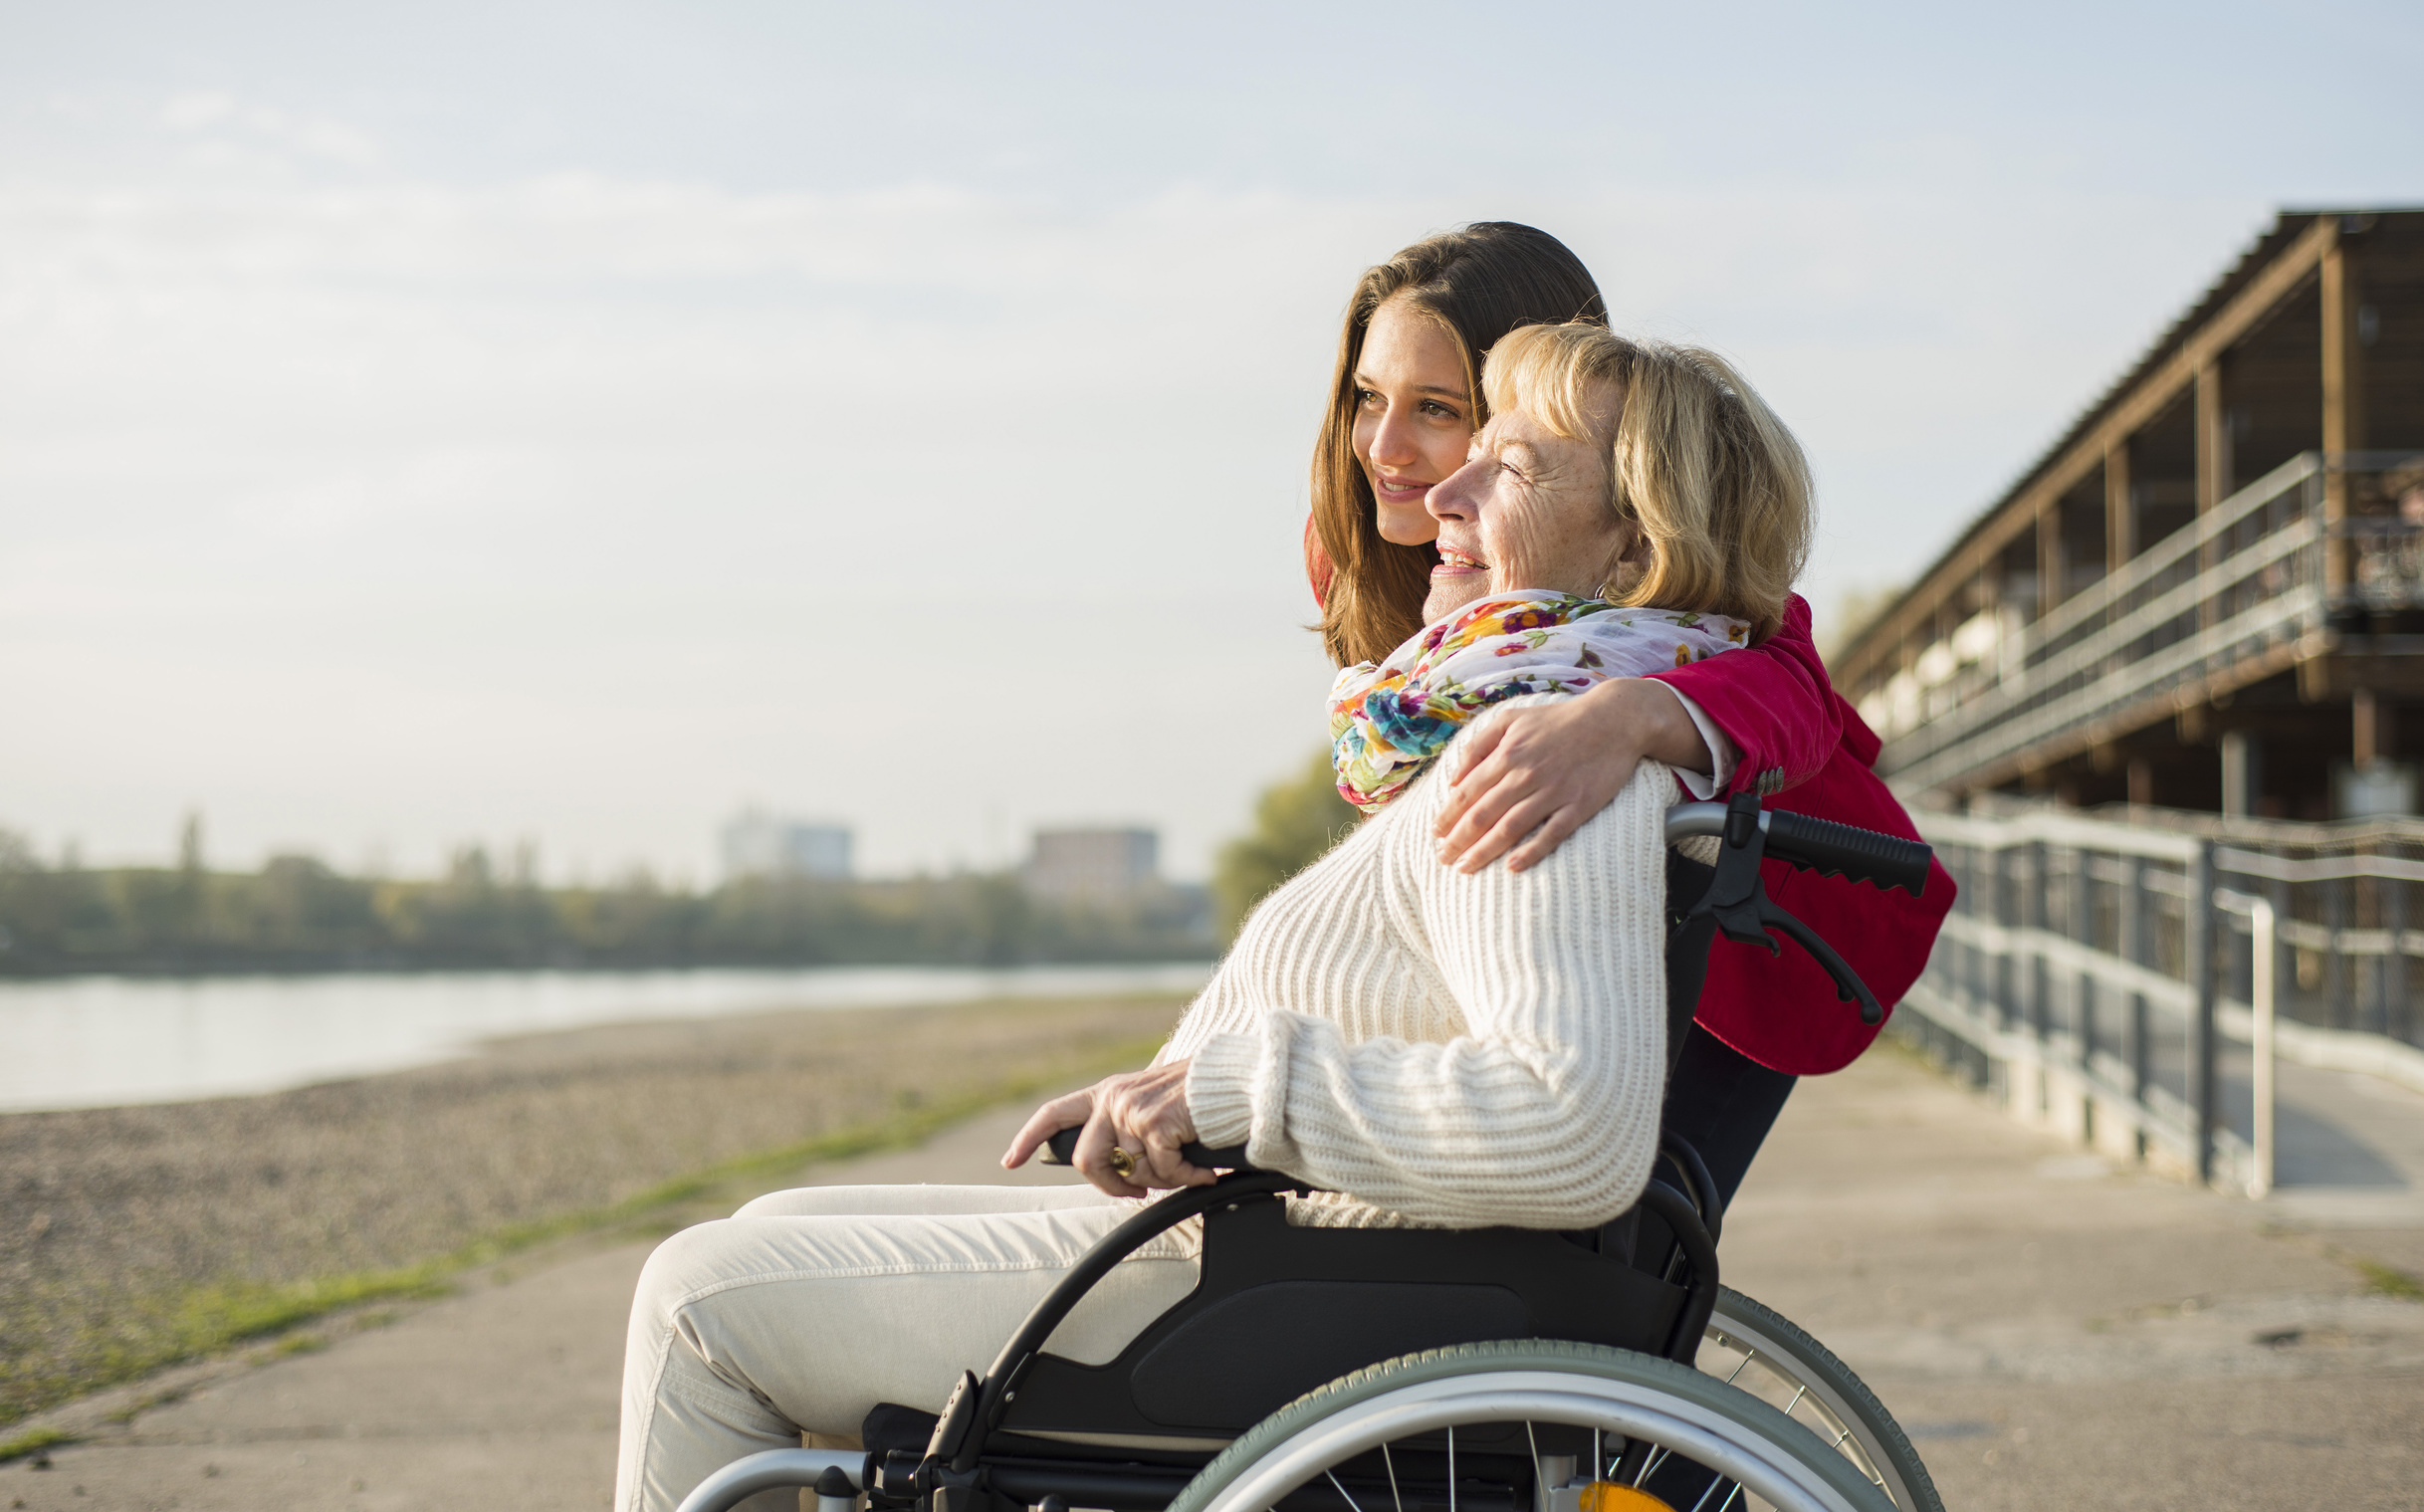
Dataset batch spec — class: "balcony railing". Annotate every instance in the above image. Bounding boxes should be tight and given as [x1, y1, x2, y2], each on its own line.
[1862, 452, 2424, 794]
[1899, 801, 2424, 1196]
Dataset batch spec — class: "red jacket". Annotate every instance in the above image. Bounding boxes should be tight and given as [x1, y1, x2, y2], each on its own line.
[1306, 524, 1952, 1075]
[1648, 597, 1956, 1074]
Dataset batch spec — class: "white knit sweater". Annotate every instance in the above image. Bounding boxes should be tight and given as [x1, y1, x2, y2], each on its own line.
[1173, 695, 1668, 1231]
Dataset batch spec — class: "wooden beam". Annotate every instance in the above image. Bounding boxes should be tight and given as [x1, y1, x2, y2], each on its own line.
[2321, 238, 2369, 456]
[2195, 360, 2230, 516]
[2354, 687, 2381, 764]
[2104, 439, 2134, 567]
[2037, 503, 2062, 619]
[2194, 361, 2228, 630]
[2321, 236, 2366, 594]
[1840, 215, 2341, 690]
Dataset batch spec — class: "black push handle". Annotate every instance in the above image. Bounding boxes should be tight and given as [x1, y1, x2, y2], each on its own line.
[1667, 801, 1931, 898]
[1762, 810, 1933, 897]
[1038, 1126, 1252, 1172]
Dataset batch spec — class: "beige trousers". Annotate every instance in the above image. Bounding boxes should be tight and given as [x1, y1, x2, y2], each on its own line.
[615, 1184, 1203, 1512]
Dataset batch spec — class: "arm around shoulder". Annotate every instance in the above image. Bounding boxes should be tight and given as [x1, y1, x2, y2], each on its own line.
[1647, 594, 1840, 796]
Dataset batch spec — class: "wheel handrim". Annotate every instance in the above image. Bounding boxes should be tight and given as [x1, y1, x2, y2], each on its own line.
[1698, 1323, 1894, 1502]
[1193, 1372, 1876, 1512]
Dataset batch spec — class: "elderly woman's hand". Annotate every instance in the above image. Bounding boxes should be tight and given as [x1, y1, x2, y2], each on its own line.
[1433, 677, 1710, 873]
[1001, 1059, 1215, 1197]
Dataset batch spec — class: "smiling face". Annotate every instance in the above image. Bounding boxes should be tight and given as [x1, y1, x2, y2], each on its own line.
[1351, 296, 1474, 545]
[1421, 392, 1637, 624]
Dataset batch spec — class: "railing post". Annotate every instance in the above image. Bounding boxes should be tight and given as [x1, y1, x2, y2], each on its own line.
[2073, 845, 2095, 1054]
[2122, 854, 2151, 1163]
[2029, 840, 2050, 1046]
[1963, 841, 1982, 1016]
[2327, 876, 2351, 1028]
[2375, 868, 2402, 1038]
[1995, 845, 2017, 1032]
[2395, 873, 2414, 1050]
[2269, 871, 2295, 1031]
[2189, 839, 2219, 1186]
[2250, 897, 2278, 1200]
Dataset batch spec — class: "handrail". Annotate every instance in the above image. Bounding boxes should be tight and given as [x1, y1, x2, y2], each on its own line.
[1889, 589, 2316, 792]
[1865, 452, 2345, 791]
[2024, 453, 2321, 648]
[1896, 801, 2424, 1208]
[1912, 807, 2203, 863]
[2215, 846, 2424, 885]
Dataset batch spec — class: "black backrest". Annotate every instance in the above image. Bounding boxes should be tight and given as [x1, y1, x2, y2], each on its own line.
[1661, 848, 1718, 1079]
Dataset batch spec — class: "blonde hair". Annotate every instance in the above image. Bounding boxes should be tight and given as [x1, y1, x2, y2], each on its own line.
[1481, 324, 1812, 641]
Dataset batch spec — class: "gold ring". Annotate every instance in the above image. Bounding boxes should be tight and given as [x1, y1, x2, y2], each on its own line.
[1107, 1146, 1137, 1181]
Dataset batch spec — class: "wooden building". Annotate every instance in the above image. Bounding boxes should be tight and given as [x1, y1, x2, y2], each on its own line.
[1837, 210, 2424, 819]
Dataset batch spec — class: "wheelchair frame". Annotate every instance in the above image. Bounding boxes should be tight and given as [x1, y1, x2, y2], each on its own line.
[672, 794, 1938, 1512]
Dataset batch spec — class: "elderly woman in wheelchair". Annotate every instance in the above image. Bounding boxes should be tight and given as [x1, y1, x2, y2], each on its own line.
[621, 324, 1945, 1512]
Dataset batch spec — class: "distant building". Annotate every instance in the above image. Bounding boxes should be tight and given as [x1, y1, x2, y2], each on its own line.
[720, 809, 852, 882]
[1024, 827, 1158, 904]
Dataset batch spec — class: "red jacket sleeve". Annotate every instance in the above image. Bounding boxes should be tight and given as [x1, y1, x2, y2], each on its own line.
[1645, 595, 1840, 798]
[1304, 516, 1335, 612]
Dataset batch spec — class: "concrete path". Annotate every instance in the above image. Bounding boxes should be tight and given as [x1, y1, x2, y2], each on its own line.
[7, 1052, 2422, 1512]
[2269, 1055, 2424, 1225]
[1720, 1047, 2424, 1511]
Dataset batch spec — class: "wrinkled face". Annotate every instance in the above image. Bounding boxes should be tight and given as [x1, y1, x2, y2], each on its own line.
[1351, 296, 1473, 545]
[1421, 391, 1636, 623]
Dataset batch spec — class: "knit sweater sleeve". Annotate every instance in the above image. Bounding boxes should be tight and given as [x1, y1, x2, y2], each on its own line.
[1183, 714, 1670, 1229]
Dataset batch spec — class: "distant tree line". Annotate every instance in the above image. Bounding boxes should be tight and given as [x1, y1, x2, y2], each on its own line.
[0, 827, 1213, 977]
[1211, 748, 1362, 944]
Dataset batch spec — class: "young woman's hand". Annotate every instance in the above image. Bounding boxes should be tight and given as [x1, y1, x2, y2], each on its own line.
[1433, 678, 1709, 873]
[1001, 1059, 1213, 1197]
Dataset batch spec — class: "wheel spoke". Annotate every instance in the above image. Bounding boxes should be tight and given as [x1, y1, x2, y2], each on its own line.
[1524, 1420, 1543, 1512]
[1324, 1468, 1366, 1512]
[1632, 1445, 1671, 1486]
[1382, 1441, 1404, 1512]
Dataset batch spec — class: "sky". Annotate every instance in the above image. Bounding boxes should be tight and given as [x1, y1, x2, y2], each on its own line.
[4, 1, 2421, 884]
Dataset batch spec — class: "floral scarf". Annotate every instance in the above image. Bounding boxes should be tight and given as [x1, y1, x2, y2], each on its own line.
[1329, 592, 1748, 813]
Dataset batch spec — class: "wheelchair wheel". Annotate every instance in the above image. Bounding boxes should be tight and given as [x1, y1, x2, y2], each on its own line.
[1701, 1291, 1940, 1512]
[1169, 1339, 1896, 1512]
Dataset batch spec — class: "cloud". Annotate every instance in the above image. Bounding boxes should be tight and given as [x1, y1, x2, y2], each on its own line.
[159, 92, 237, 131]
[154, 89, 380, 170]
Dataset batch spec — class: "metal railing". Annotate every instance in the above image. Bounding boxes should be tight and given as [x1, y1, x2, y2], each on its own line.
[1865, 452, 2424, 794]
[1897, 803, 2424, 1196]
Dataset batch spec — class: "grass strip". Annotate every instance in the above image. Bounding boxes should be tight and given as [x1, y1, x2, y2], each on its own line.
[0, 1426, 77, 1465]
[2353, 1257, 2424, 1302]
[2, 1032, 1166, 1430]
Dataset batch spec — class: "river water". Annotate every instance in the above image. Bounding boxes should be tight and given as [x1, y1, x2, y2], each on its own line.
[0, 963, 1214, 1113]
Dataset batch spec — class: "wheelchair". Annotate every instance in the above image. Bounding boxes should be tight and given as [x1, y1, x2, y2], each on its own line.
[677, 792, 1944, 1512]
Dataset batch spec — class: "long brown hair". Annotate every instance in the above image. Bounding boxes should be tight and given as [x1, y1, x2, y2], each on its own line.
[1312, 222, 1607, 667]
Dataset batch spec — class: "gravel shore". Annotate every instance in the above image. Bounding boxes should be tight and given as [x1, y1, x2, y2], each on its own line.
[0, 992, 1186, 1427]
